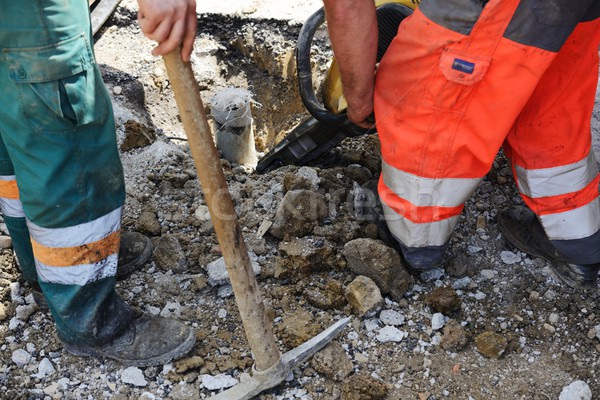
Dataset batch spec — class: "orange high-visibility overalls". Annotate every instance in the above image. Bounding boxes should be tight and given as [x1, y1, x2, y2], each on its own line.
[374, 0, 600, 269]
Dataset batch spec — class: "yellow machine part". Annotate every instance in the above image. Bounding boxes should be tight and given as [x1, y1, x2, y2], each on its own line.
[322, 0, 419, 114]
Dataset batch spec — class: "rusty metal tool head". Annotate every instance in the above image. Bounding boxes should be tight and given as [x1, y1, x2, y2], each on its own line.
[210, 316, 350, 400]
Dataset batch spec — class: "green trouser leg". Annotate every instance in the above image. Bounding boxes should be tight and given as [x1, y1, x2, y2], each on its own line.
[0, 0, 134, 345]
[3, 216, 36, 284]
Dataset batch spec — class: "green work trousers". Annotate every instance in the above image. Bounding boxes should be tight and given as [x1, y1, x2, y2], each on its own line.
[0, 0, 134, 345]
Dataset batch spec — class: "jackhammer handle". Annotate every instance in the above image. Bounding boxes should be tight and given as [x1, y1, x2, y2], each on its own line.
[162, 50, 281, 371]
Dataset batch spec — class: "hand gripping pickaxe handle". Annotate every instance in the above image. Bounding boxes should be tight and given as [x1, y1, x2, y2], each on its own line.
[162, 50, 351, 399]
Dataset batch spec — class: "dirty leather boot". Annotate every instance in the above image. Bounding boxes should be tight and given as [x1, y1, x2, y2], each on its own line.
[32, 232, 152, 308]
[117, 232, 153, 278]
[497, 205, 600, 289]
[62, 312, 196, 367]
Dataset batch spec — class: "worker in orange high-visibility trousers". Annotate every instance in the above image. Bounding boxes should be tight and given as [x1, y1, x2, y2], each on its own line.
[324, 0, 600, 289]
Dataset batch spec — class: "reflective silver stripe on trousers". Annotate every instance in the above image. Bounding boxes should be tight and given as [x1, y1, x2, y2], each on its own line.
[540, 197, 600, 241]
[381, 160, 482, 207]
[26, 206, 122, 248]
[515, 151, 599, 198]
[381, 201, 460, 247]
[35, 254, 118, 286]
[0, 197, 24, 218]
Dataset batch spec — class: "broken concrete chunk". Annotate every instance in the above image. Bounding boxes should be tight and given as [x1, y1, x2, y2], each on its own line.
[277, 310, 323, 348]
[207, 252, 260, 286]
[310, 342, 353, 382]
[341, 374, 389, 400]
[475, 331, 508, 358]
[283, 166, 320, 191]
[343, 238, 411, 302]
[120, 120, 156, 151]
[425, 287, 462, 314]
[274, 237, 335, 281]
[135, 211, 161, 236]
[0, 235, 12, 249]
[153, 234, 188, 273]
[269, 189, 328, 240]
[440, 319, 470, 352]
[345, 276, 383, 317]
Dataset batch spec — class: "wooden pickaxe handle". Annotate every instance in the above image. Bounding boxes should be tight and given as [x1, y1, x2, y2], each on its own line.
[162, 51, 281, 371]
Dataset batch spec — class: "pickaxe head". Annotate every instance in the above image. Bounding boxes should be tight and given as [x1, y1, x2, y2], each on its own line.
[209, 316, 351, 400]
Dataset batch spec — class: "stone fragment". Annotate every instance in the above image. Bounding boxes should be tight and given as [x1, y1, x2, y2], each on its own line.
[12, 349, 31, 368]
[269, 189, 328, 239]
[15, 303, 37, 322]
[194, 205, 211, 221]
[440, 320, 469, 352]
[379, 309, 405, 326]
[207, 252, 260, 286]
[201, 373, 238, 391]
[35, 358, 56, 378]
[419, 267, 445, 283]
[559, 380, 592, 400]
[500, 250, 521, 265]
[136, 211, 161, 236]
[153, 234, 188, 273]
[310, 342, 353, 381]
[341, 374, 389, 400]
[160, 301, 182, 319]
[343, 239, 411, 302]
[345, 276, 384, 317]
[0, 235, 12, 249]
[425, 287, 461, 314]
[274, 237, 335, 281]
[175, 356, 205, 374]
[278, 310, 323, 348]
[43, 383, 59, 396]
[120, 120, 156, 151]
[121, 366, 148, 387]
[170, 383, 199, 399]
[283, 166, 320, 191]
[376, 326, 407, 343]
[304, 280, 346, 310]
[431, 313, 446, 331]
[10, 282, 23, 304]
[0, 302, 7, 322]
[425, 286, 462, 315]
[475, 331, 508, 358]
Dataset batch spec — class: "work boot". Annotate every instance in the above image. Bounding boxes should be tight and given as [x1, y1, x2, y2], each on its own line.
[497, 205, 600, 289]
[355, 179, 446, 271]
[62, 312, 196, 367]
[32, 232, 153, 309]
[117, 232, 153, 278]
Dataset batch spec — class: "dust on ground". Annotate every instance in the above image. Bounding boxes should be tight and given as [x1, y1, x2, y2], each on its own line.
[1, 1, 599, 399]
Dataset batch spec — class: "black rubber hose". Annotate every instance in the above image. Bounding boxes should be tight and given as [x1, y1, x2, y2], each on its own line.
[296, 8, 369, 136]
[296, 9, 340, 124]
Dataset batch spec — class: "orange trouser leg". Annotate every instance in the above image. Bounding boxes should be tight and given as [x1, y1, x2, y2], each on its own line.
[504, 19, 600, 265]
[374, 0, 597, 268]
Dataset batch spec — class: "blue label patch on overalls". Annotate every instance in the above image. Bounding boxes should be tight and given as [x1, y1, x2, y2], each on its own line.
[452, 58, 475, 74]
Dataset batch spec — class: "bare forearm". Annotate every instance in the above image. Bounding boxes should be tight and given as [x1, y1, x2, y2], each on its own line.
[323, 0, 377, 126]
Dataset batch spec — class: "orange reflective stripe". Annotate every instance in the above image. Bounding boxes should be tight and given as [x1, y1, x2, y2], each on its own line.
[0, 179, 19, 200]
[31, 230, 120, 267]
[520, 175, 600, 216]
[379, 180, 464, 223]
